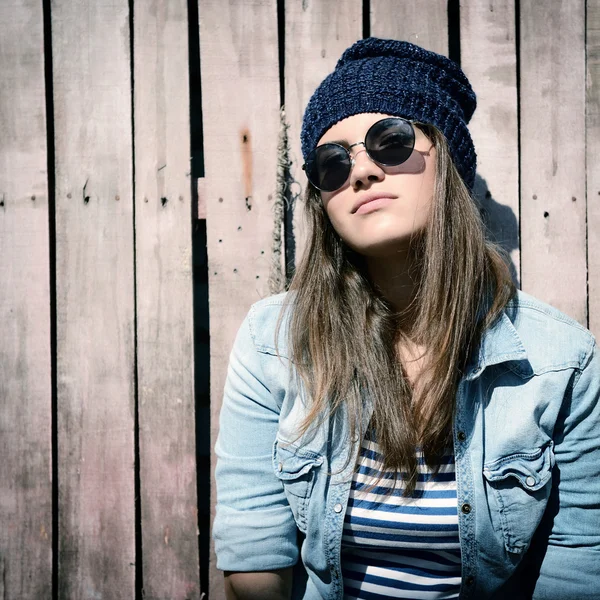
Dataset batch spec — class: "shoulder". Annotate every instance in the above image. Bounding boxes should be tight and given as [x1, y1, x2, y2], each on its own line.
[244, 292, 295, 357]
[504, 290, 596, 373]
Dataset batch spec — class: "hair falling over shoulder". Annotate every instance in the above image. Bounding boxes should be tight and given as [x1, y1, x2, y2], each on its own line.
[279, 124, 517, 496]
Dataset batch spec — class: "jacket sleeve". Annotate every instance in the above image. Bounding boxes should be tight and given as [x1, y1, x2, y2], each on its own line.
[213, 309, 299, 572]
[529, 341, 600, 599]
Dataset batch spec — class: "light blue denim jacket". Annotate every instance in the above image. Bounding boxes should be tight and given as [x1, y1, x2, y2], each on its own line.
[213, 290, 600, 599]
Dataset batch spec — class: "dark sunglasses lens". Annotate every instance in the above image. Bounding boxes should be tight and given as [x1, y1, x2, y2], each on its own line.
[306, 144, 351, 192]
[365, 117, 415, 165]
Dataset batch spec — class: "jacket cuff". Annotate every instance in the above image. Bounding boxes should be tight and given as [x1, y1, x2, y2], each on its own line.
[213, 504, 299, 571]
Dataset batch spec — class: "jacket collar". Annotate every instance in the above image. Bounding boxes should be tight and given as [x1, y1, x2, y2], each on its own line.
[464, 302, 531, 380]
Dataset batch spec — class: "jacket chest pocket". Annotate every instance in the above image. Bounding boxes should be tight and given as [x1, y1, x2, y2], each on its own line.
[483, 443, 555, 554]
[273, 439, 323, 532]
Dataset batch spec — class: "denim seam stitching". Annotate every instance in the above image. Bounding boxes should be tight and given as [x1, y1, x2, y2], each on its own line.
[483, 447, 544, 469]
[491, 487, 525, 553]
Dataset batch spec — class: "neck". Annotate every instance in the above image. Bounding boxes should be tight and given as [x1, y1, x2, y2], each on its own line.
[365, 247, 423, 328]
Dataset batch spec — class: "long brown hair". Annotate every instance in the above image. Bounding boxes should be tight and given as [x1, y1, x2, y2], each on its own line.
[281, 123, 516, 495]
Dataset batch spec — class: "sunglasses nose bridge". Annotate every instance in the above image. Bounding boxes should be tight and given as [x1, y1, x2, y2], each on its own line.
[349, 140, 370, 158]
[348, 141, 369, 163]
[348, 140, 365, 151]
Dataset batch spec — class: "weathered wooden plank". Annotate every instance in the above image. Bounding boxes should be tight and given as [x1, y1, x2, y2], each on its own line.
[285, 0, 362, 272]
[519, 1, 586, 323]
[51, 1, 136, 598]
[199, 1, 280, 598]
[460, 0, 520, 283]
[133, 1, 201, 598]
[371, 0, 448, 55]
[0, 2, 52, 597]
[588, 0, 600, 336]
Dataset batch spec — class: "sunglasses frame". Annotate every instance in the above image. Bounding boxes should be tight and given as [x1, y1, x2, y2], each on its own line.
[302, 116, 423, 192]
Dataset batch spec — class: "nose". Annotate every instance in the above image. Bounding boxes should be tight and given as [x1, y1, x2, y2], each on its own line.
[349, 144, 385, 189]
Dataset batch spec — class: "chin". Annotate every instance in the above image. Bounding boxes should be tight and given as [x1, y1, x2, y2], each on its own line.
[348, 236, 420, 258]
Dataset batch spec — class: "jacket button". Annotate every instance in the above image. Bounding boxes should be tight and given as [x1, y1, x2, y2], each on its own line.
[457, 431, 466, 442]
[334, 503, 343, 513]
[526, 476, 536, 487]
[465, 575, 474, 586]
[278, 462, 283, 472]
[461, 503, 472, 514]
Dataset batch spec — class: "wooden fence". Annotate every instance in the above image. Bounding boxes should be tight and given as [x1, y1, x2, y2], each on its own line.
[0, 1, 598, 599]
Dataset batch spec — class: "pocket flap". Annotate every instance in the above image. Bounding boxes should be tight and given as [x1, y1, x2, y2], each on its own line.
[483, 443, 555, 492]
[272, 439, 323, 480]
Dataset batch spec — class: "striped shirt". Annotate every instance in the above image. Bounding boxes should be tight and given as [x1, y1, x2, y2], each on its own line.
[341, 430, 461, 599]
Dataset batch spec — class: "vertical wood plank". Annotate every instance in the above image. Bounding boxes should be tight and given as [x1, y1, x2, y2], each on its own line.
[285, 0, 362, 270]
[371, 0, 449, 55]
[199, 2, 280, 599]
[133, 1, 201, 598]
[0, 2, 52, 597]
[588, 0, 600, 336]
[519, 1, 586, 323]
[52, 1, 136, 598]
[460, 0, 520, 282]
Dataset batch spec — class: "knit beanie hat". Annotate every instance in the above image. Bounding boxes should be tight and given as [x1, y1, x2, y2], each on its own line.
[301, 37, 478, 189]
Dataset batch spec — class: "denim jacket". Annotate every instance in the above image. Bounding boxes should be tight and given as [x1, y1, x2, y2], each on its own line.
[213, 290, 600, 599]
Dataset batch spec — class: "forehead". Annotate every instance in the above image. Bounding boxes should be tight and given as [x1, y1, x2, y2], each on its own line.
[317, 112, 428, 145]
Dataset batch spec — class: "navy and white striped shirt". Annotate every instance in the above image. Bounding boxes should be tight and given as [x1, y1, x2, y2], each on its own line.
[341, 430, 461, 599]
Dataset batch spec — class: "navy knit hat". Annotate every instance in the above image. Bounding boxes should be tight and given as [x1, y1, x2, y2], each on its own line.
[301, 37, 478, 189]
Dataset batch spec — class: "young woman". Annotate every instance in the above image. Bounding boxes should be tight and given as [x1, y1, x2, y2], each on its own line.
[213, 38, 600, 600]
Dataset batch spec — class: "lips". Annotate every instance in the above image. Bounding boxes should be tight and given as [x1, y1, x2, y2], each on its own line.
[351, 191, 397, 214]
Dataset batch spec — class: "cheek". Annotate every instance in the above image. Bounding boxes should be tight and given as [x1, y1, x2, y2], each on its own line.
[410, 194, 434, 232]
[407, 171, 436, 221]
[321, 194, 347, 230]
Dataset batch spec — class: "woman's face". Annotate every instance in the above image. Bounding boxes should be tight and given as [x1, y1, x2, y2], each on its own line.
[317, 112, 436, 258]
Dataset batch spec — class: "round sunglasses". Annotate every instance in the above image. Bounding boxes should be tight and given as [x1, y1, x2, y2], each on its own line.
[302, 117, 423, 192]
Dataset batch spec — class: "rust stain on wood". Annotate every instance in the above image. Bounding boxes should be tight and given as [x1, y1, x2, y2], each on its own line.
[240, 127, 252, 203]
